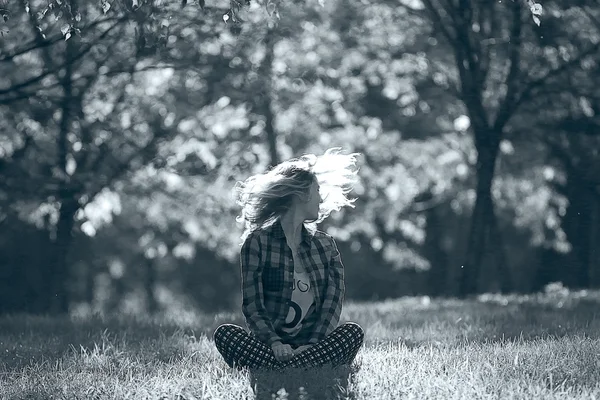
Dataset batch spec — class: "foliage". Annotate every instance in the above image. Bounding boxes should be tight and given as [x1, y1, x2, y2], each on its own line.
[0, 0, 259, 43]
[1, 0, 600, 313]
[0, 0, 546, 39]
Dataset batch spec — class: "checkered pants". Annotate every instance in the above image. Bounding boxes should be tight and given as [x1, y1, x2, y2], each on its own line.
[213, 322, 364, 371]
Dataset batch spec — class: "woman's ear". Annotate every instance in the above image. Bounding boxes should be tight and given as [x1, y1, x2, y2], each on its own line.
[287, 193, 304, 208]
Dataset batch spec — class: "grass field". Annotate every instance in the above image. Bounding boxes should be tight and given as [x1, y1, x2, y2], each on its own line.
[2, 286, 600, 399]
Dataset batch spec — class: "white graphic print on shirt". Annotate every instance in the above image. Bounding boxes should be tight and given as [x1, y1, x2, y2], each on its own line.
[281, 270, 315, 336]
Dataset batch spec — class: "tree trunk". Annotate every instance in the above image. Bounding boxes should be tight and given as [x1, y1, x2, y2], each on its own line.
[48, 198, 78, 314]
[488, 204, 512, 292]
[264, 99, 278, 166]
[145, 257, 159, 314]
[85, 260, 95, 306]
[424, 203, 448, 296]
[47, 36, 76, 315]
[562, 170, 593, 288]
[460, 135, 500, 297]
[587, 189, 599, 288]
[258, 31, 279, 167]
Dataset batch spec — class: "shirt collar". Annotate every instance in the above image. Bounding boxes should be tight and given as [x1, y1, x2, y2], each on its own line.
[270, 219, 315, 245]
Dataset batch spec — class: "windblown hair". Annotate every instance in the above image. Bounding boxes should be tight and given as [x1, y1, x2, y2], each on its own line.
[235, 148, 360, 243]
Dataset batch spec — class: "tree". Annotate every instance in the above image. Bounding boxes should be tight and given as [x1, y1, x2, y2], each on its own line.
[0, 0, 226, 313]
[4, 0, 595, 315]
[415, 0, 600, 296]
[495, 1, 600, 289]
[526, 87, 600, 288]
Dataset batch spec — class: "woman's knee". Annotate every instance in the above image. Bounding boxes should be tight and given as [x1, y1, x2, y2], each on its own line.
[212, 323, 243, 343]
[342, 322, 365, 343]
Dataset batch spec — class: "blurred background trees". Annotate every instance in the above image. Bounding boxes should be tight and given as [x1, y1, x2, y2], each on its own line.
[1, 0, 599, 316]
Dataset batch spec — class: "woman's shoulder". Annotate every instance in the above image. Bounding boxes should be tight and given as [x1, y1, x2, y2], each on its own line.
[312, 229, 336, 247]
[312, 229, 331, 239]
[243, 224, 277, 242]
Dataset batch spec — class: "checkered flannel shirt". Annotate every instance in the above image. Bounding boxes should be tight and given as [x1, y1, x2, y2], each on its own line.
[241, 220, 345, 347]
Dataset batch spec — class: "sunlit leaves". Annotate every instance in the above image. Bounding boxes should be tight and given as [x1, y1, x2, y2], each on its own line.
[494, 166, 570, 252]
[527, 0, 543, 26]
[77, 188, 123, 236]
[61, 23, 72, 40]
[101, 0, 111, 13]
[0, 0, 9, 23]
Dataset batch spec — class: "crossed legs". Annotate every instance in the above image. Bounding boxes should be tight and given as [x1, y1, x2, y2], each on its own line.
[213, 323, 364, 371]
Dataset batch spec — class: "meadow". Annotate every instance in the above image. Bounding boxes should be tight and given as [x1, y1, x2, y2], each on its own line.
[1, 284, 600, 400]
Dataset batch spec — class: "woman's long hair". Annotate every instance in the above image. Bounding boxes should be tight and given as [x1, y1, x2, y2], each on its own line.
[235, 148, 360, 243]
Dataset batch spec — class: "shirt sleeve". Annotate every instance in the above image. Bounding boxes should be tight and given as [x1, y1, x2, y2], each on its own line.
[240, 231, 283, 347]
[308, 235, 345, 344]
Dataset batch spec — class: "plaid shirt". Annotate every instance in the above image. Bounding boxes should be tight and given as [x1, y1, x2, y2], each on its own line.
[241, 221, 345, 347]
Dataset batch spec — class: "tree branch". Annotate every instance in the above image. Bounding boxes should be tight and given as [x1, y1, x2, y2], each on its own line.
[453, 0, 490, 96]
[507, 41, 600, 124]
[57, 44, 74, 182]
[0, 15, 128, 97]
[0, 31, 63, 63]
[18, 0, 57, 70]
[0, 89, 42, 105]
[493, 0, 523, 132]
[0, 15, 126, 63]
[77, 67, 136, 169]
[421, 0, 458, 48]
[423, 0, 490, 131]
[83, 115, 177, 207]
[75, 22, 134, 168]
[582, 6, 600, 32]
[477, 3, 491, 80]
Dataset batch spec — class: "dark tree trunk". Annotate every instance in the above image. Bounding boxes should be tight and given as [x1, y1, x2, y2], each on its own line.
[589, 196, 600, 287]
[48, 198, 78, 314]
[460, 133, 500, 296]
[257, 30, 279, 167]
[47, 36, 76, 315]
[85, 260, 95, 306]
[488, 205, 512, 292]
[424, 204, 448, 296]
[533, 247, 563, 292]
[561, 170, 595, 288]
[145, 257, 159, 314]
[264, 88, 279, 167]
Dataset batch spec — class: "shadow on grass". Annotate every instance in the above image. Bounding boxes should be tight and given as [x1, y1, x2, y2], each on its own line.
[0, 314, 208, 372]
[248, 363, 359, 400]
